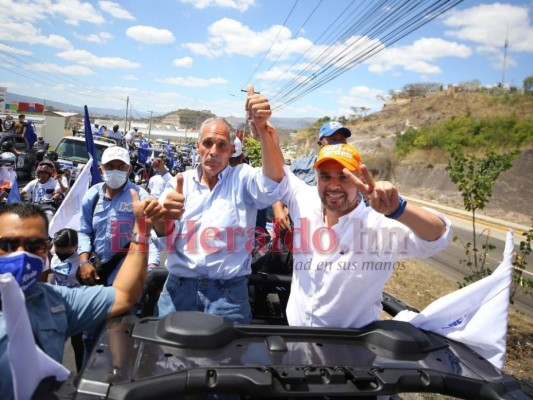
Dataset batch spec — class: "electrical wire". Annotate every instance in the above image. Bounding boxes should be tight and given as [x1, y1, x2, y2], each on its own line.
[0, 41, 126, 103]
[245, 0, 464, 112]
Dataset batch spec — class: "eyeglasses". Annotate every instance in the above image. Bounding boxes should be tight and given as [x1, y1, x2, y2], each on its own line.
[0, 237, 51, 254]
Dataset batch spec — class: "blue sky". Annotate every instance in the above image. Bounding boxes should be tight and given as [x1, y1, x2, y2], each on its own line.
[1, 0, 532, 119]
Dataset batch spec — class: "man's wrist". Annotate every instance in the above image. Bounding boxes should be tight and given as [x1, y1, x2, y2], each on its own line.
[385, 196, 407, 219]
[131, 231, 151, 244]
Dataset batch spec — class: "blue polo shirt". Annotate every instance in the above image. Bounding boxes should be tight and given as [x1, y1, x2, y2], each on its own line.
[0, 283, 115, 399]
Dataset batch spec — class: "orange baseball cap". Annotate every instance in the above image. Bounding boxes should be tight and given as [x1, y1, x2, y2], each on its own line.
[312, 144, 362, 172]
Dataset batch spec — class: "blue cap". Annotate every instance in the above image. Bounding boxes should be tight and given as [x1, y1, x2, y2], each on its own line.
[318, 121, 351, 140]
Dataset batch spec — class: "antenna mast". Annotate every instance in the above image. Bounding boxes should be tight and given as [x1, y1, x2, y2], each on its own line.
[501, 33, 509, 87]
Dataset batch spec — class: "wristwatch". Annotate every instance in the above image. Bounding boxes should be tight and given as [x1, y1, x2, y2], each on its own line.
[130, 231, 150, 244]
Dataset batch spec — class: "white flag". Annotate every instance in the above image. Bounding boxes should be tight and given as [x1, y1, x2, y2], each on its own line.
[394, 230, 514, 370]
[0, 273, 70, 400]
[49, 158, 93, 238]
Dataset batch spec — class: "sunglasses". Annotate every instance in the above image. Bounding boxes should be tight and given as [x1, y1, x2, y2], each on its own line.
[0, 237, 51, 254]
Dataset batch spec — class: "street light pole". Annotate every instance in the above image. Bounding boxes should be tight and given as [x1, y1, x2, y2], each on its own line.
[148, 110, 153, 141]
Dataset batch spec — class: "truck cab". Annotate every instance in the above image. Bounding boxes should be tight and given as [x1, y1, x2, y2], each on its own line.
[53, 134, 126, 183]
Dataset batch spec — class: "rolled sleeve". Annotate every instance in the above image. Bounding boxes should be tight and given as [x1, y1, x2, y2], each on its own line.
[410, 209, 452, 257]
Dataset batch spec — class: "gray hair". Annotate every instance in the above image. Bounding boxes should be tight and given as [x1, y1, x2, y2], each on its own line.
[198, 117, 236, 143]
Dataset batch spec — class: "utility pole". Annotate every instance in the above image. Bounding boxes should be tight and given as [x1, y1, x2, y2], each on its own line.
[148, 110, 153, 141]
[124, 96, 129, 133]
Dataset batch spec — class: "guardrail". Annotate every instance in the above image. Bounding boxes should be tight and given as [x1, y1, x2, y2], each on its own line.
[403, 195, 530, 236]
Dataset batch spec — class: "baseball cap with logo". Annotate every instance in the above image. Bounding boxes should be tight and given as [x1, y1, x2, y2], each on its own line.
[318, 121, 352, 140]
[101, 146, 130, 165]
[232, 137, 243, 158]
[312, 144, 362, 172]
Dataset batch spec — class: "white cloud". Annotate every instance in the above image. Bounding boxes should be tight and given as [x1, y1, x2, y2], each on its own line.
[99, 1, 135, 20]
[1, 0, 106, 26]
[75, 32, 113, 44]
[184, 18, 312, 59]
[0, 43, 32, 57]
[126, 26, 175, 45]
[57, 49, 141, 68]
[0, 20, 73, 49]
[27, 63, 95, 76]
[173, 57, 193, 67]
[443, 3, 533, 53]
[155, 76, 228, 87]
[366, 38, 471, 75]
[337, 85, 388, 115]
[257, 65, 308, 83]
[49, 0, 106, 26]
[180, 0, 255, 12]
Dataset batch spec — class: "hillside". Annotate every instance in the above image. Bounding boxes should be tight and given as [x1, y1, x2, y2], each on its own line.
[293, 91, 533, 224]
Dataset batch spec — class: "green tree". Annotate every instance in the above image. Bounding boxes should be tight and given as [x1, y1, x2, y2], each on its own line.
[524, 76, 533, 94]
[446, 148, 518, 286]
[243, 136, 262, 167]
[511, 226, 533, 303]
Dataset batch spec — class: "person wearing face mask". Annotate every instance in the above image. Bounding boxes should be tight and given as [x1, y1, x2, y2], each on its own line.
[0, 198, 164, 400]
[78, 146, 161, 288]
[77, 146, 162, 365]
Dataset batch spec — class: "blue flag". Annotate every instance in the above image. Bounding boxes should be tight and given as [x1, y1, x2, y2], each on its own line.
[137, 139, 150, 164]
[166, 139, 175, 171]
[84, 106, 102, 185]
[25, 120, 37, 149]
[7, 178, 21, 203]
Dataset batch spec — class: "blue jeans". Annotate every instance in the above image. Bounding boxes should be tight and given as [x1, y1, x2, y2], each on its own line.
[156, 274, 252, 324]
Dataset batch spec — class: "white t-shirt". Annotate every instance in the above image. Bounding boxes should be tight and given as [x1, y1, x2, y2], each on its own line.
[22, 178, 61, 203]
[51, 252, 81, 288]
[147, 171, 172, 199]
[0, 166, 16, 187]
[124, 130, 138, 142]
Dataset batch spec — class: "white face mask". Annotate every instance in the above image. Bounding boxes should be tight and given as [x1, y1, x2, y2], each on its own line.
[103, 170, 129, 189]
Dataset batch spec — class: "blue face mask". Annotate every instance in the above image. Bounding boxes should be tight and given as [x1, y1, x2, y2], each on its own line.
[0, 251, 44, 291]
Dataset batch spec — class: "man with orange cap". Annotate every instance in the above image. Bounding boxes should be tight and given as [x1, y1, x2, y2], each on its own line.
[279, 143, 451, 329]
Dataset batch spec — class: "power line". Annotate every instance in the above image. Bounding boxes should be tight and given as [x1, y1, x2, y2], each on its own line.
[244, 0, 464, 112]
[0, 41, 125, 103]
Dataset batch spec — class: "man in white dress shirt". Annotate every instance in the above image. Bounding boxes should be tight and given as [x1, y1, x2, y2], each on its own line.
[280, 143, 452, 329]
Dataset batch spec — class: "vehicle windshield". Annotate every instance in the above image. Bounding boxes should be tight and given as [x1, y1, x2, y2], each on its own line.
[55, 139, 109, 163]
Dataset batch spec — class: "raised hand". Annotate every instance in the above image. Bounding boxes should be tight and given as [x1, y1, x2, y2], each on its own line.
[162, 173, 185, 220]
[245, 84, 274, 140]
[130, 189, 164, 232]
[343, 164, 400, 216]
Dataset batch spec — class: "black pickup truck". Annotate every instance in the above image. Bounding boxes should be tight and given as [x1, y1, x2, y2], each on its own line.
[0, 132, 39, 179]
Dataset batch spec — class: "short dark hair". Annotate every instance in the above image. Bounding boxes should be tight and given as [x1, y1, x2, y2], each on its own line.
[0, 203, 49, 234]
[53, 228, 78, 248]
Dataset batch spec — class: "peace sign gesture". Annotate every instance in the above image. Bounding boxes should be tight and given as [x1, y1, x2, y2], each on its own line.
[344, 164, 401, 216]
